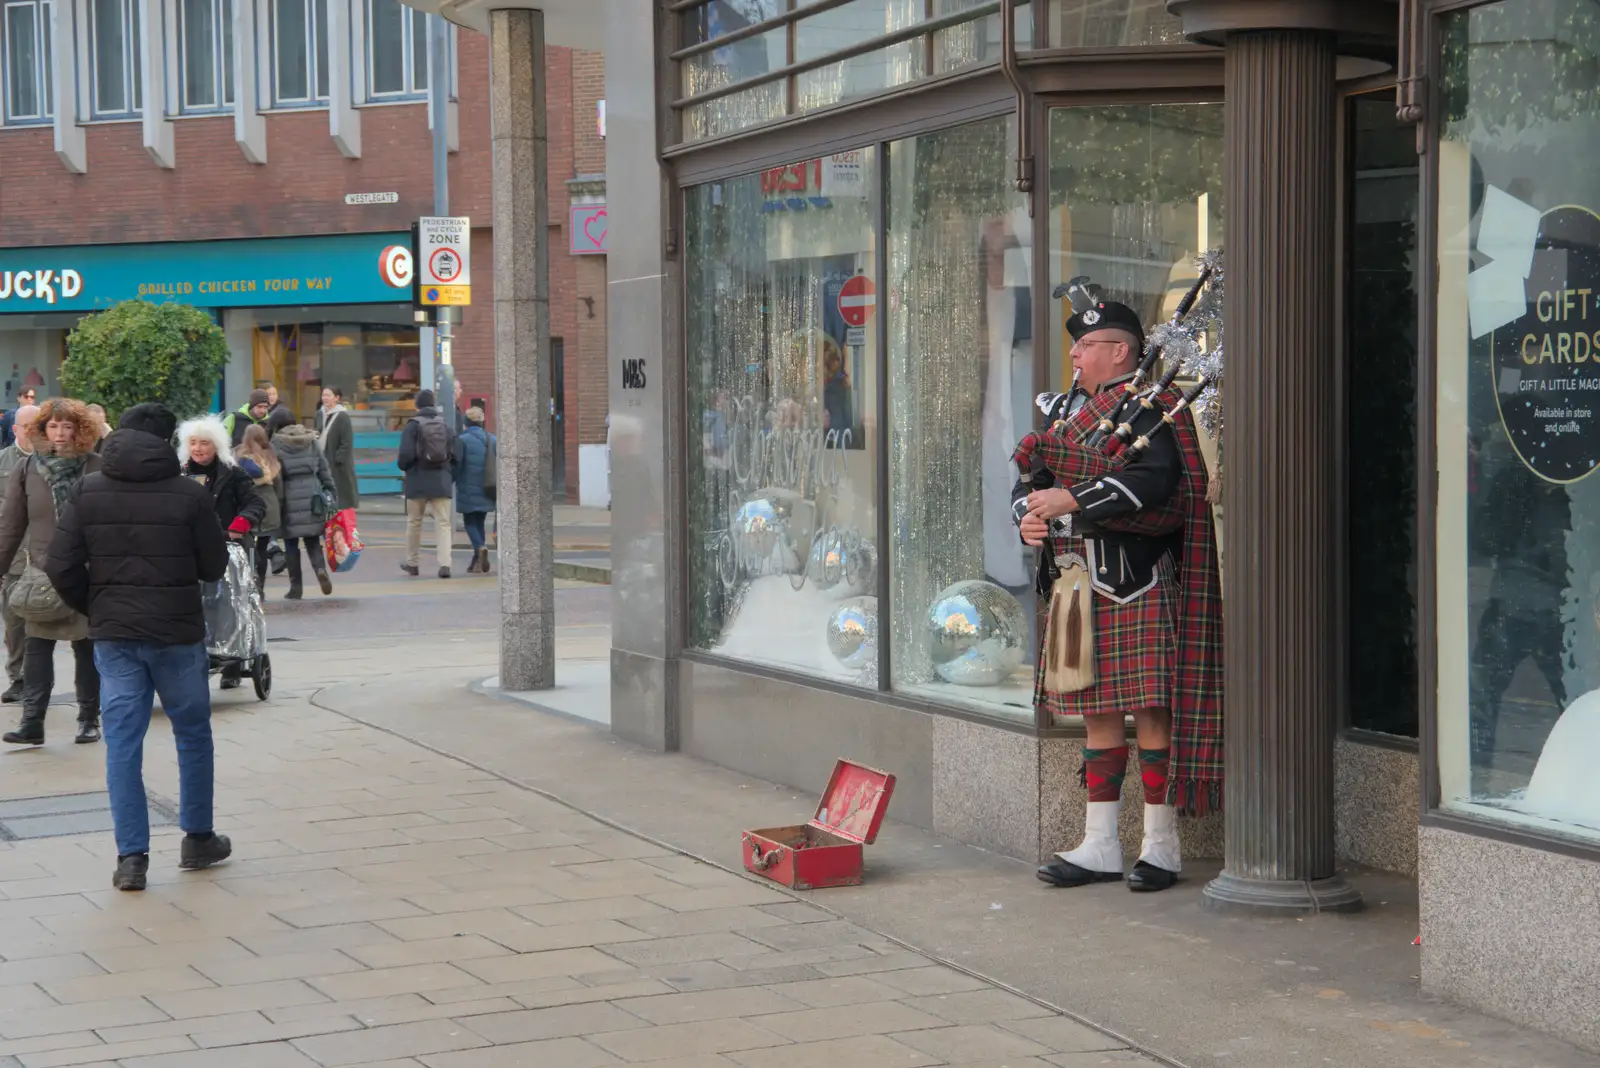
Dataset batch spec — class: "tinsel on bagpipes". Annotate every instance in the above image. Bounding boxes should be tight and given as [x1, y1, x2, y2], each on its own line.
[1147, 247, 1225, 502]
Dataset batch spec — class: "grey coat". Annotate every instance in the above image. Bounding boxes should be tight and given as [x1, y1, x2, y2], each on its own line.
[0, 444, 28, 578]
[318, 407, 360, 511]
[0, 452, 100, 640]
[271, 425, 335, 539]
[252, 473, 284, 535]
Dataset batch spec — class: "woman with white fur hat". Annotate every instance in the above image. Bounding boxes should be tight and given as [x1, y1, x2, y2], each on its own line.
[178, 417, 266, 540]
[178, 417, 265, 690]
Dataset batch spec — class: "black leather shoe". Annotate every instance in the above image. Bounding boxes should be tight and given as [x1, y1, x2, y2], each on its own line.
[1126, 860, 1178, 892]
[1036, 860, 1123, 888]
[75, 720, 100, 744]
[438, 567, 451, 579]
[112, 853, 148, 891]
[1, 679, 22, 703]
[285, 583, 303, 601]
[399, 562, 419, 576]
[180, 833, 232, 870]
[2, 721, 43, 746]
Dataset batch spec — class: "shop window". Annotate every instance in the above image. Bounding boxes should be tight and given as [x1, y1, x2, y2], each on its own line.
[272, 0, 326, 105]
[365, 0, 427, 99]
[253, 319, 423, 430]
[1045, 104, 1223, 391]
[4, 0, 53, 124]
[684, 150, 881, 685]
[1435, 0, 1600, 842]
[180, 0, 234, 111]
[90, 0, 141, 117]
[1044, 0, 1185, 47]
[1345, 90, 1419, 738]
[886, 115, 1036, 719]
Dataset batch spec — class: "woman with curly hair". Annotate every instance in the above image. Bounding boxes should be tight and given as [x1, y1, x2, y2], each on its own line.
[0, 399, 101, 746]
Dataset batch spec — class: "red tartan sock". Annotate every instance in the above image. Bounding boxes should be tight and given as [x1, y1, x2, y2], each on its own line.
[1081, 746, 1129, 803]
[1139, 747, 1170, 805]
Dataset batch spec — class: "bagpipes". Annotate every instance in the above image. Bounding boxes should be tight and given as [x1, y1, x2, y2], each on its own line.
[1010, 265, 1214, 522]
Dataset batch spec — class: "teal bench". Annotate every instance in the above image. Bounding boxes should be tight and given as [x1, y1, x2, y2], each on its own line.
[355, 430, 403, 496]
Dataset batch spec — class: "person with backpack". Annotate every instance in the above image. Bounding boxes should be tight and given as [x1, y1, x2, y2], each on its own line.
[397, 389, 458, 579]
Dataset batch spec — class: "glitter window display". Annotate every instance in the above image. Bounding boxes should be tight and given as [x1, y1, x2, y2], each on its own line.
[1045, 103, 1224, 400]
[685, 151, 881, 685]
[886, 116, 1039, 719]
[1433, 0, 1600, 844]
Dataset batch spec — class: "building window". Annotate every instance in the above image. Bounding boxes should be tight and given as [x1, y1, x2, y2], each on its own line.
[181, 0, 234, 111]
[886, 117, 1036, 718]
[90, 0, 141, 117]
[684, 150, 881, 685]
[4, 0, 53, 123]
[1435, 0, 1600, 844]
[272, 0, 326, 105]
[365, 0, 425, 98]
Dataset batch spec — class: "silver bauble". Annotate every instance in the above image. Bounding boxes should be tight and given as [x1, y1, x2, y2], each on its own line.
[827, 596, 878, 671]
[925, 580, 1027, 686]
[734, 489, 815, 575]
[807, 529, 846, 591]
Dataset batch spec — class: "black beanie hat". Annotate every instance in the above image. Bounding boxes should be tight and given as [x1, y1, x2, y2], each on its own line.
[117, 402, 177, 442]
[415, 389, 437, 409]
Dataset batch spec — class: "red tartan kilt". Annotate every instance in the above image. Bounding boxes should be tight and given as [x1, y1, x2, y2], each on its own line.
[1036, 554, 1178, 720]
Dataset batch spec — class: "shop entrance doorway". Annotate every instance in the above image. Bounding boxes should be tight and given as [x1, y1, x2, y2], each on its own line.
[1343, 88, 1419, 741]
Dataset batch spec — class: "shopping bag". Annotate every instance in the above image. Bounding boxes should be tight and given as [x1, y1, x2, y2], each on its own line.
[324, 508, 365, 573]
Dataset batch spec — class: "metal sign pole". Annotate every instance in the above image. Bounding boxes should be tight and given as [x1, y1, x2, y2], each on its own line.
[431, 13, 455, 422]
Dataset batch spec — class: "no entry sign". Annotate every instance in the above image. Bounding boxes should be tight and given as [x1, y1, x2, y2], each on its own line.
[838, 274, 876, 328]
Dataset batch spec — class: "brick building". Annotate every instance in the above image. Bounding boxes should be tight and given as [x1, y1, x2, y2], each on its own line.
[0, 8, 607, 502]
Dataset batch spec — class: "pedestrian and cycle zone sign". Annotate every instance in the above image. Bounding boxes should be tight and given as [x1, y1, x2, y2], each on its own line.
[415, 216, 471, 307]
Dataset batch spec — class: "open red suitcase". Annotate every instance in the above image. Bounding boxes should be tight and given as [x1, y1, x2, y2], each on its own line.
[741, 759, 896, 890]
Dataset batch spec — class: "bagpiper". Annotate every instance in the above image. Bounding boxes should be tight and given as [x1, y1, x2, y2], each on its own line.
[1014, 297, 1223, 892]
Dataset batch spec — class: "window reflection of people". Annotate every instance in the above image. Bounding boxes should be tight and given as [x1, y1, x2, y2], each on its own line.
[822, 337, 852, 444]
[1470, 451, 1570, 765]
[703, 389, 731, 470]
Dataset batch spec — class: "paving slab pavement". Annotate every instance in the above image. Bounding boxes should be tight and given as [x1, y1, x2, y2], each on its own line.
[0, 636, 1160, 1068]
[300, 640, 1600, 1068]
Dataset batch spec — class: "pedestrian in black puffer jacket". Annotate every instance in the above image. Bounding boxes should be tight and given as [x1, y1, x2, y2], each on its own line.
[271, 423, 335, 600]
[46, 409, 228, 645]
[44, 403, 233, 893]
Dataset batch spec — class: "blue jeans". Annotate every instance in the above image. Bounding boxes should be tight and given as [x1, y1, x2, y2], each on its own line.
[94, 641, 214, 857]
[462, 511, 488, 551]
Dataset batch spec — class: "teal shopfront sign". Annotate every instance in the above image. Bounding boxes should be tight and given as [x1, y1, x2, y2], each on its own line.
[0, 232, 415, 313]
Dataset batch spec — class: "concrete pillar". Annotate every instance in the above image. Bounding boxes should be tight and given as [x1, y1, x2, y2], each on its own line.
[1201, 29, 1361, 915]
[490, 7, 555, 691]
[605, 1, 677, 750]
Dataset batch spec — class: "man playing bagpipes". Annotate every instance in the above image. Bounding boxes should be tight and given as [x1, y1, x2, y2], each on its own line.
[1013, 292, 1222, 893]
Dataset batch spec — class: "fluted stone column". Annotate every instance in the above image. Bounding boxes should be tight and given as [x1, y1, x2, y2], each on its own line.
[1202, 29, 1362, 914]
[490, 8, 555, 690]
